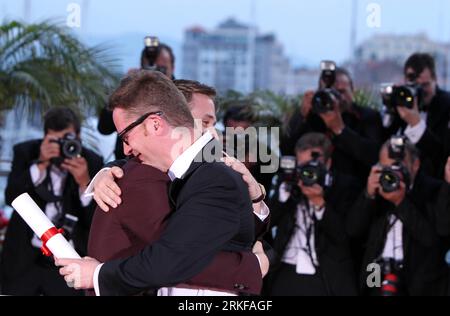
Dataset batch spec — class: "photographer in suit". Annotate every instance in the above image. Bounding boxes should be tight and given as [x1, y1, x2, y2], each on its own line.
[0, 107, 103, 296]
[265, 133, 359, 296]
[382, 53, 450, 178]
[282, 64, 383, 185]
[346, 136, 448, 296]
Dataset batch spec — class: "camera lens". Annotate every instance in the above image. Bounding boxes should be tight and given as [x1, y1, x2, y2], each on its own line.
[61, 134, 82, 159]
[312, 90, 335, 114]
[379, 168, 401, 193]
[392, 86, 415, 109]
[299, 166, 319, 187]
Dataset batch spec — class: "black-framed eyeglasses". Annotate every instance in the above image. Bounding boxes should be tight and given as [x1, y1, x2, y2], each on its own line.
[118, 111, 163, 145]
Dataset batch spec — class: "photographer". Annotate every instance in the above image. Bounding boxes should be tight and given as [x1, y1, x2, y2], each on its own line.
[382, 53, 450, 178]
[346, 137, 448, 296]
[98, 38, 175, 160]
[265, 133, 359, 296]
[223, 104, 275, 193]
[0, 107, 103, 296]
[282, 65, 383, 186]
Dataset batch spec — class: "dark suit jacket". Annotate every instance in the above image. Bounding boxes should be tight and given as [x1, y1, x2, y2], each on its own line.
[88, 159, 263, 294]
[346, 173, 449, 295]
[97, 143, 262, 296]
[97, 107, 125, 160]
[1, 139, 103, 285]
[282, 103, 383, 185]
[265, 172, 360, 296]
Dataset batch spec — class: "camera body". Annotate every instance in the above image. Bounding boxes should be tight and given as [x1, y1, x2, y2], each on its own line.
[142, 36, 167, 75]
[49, 133, 82, 166]
[379, 136, 411, 193]
[380, 82, 424, 112]
[379, 259, 404, 296]
[297, 158, 328, 188]
[277, 154, 330, 199]
[312, 61, 340, 114]
[379, 164, 410, 193]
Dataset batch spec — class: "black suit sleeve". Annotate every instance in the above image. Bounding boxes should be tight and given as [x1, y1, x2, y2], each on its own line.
[345, 192, 377, 239]
[416, 127, 447, 176]
[98, 165, 248, 296]
[393, 196, 438, 247]
[333, 111, 383, 169]
[281, 109, 314, 155]
[5, 144, 35, 206]
[433, 183, 450, 238]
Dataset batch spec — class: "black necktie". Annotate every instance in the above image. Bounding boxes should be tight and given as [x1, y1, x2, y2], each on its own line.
[168, 178, 183, 210]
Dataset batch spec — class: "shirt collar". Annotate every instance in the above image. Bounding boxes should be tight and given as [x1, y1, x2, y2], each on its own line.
[167, 131, 213, 181]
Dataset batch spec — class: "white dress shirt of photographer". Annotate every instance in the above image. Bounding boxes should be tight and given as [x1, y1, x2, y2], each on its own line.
[30, 128, 93, 248]
[277, 147, 333, 275]
[365, 142, 423, 263]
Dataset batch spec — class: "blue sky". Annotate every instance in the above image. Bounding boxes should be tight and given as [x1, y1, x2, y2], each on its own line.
[2, 0, 450, 73]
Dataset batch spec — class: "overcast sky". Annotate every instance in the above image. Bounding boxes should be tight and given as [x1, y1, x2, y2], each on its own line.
[2, 0, 450, 69]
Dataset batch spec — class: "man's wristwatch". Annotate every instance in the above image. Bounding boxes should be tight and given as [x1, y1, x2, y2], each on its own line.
[252, 183, 266, 204]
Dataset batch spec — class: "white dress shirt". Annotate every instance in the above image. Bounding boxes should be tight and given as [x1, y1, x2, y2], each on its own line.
[29, 164, 92, 248]
[381, 215, 404, 261]
[403, 112, 428, 145]
[278, 184, 325, 275]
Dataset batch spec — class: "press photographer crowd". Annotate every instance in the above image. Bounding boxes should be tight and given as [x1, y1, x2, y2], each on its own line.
[0, 36, 450, 297]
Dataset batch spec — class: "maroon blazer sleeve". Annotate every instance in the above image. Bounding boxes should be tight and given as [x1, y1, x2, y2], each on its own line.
[185, 251, 262, 295]
[88, 161, 171, 262]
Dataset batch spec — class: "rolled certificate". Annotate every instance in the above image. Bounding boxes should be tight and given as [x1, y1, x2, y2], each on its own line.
[12, 193, 81, 259]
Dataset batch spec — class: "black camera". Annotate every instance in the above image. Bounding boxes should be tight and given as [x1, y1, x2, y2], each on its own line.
[379, 164, 410, 193]
[50, 133, 82, 166]
[379, 136, 411, 193]
[296, 153, 328, 187]
[142, 36, 167, 75]
[276, 153, 330, 199]
[380, 82, 424, 112]
[312, 61, 340, 114]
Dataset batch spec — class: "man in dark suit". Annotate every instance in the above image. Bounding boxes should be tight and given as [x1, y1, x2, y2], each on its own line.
[57, 70, 264, 296]
[382, 53, 450, 178]
[282, 67, 383, 186]
[265, 133, 359, 296]
[0, 107, 103, 296]
[346, 137, 448, 296]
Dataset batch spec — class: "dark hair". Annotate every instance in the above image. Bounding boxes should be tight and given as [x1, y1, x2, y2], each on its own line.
[223, 104, 255, 127]
[108, 70, 194, 129]
[404, 53, 437, 79]
[160, 44, 175, 67]
[295, 133, 333, 161]
[336, 67, 354, 91]
[44, 107, 81, 135]
[381, 139, 420, 164]
[174, 79, 216, 103]
[140, 43, 175, 69]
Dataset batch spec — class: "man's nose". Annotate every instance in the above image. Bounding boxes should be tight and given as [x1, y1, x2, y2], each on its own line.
[123, 142, 133, 156]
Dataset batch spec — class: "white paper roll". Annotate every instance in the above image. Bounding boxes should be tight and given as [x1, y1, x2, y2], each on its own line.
[12, 193, 81, 259]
